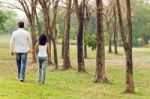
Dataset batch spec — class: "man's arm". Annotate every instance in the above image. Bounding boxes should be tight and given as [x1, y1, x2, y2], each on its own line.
[10, 33, 15, 55]
[27, 32, 32, 50]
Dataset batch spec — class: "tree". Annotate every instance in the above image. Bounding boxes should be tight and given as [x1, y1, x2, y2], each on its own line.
[83, 1, 95, 58]
[116, 0, 134, 93]
[112, 4, 118, 54]
[83, 1, 90, 58]
[17, 0, 38, 62]
[63, 0, 72, 70]
[51, 0, 59, 69]
[103, 2, 114, 53]
[94, 0, 108, 83]
[74, 0, 86, 72]
[1, 2, 38, 61]
[39, 0, 59, 69]
[39, 0, 52, 64]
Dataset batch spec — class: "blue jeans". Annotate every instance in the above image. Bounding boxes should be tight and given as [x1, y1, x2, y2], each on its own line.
[16, 53, 27, 80]
[38, 57, 47, 84]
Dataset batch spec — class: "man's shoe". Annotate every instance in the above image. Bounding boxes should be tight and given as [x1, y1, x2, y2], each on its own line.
[19, 78, 25, 82]
[20, 80, 25, 82]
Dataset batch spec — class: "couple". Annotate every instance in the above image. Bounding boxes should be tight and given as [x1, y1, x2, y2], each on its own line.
[10, 21, 50, 84]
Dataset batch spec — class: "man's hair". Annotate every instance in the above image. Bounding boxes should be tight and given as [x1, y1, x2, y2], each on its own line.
[18, 21, 24, 28]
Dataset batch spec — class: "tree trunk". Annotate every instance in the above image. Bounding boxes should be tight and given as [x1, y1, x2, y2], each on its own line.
[113, 7, 118, 54]
[106, 17, 113, 53]
[17, 0, 37, 63]
[49, 0, 59, 69]
[35, 11, 41, 35]
[39, 0, 52, 64]
[74, 0, 86, 72]
[125, 0, 134, 93]
[52, 38, 58, 69]
[108, 33, 113, 53]
[61, 17, 65, 59]
[84, 44, 87, 58]
[84, 19, 88, 59]
[83, 3, 90, 59]
[30, 24, 37, 63]
[116, 0, 134, 93]
[61, 38, 64, 59]
[46, 13, 53, 64]
[114, 31, 118, 54]
[94, 0, 108, 83]
[77, 17, 85, 72]
[63, 0, 71, 70]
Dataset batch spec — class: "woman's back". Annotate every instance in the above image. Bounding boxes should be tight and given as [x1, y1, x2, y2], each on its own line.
[38, 44, 48, 57]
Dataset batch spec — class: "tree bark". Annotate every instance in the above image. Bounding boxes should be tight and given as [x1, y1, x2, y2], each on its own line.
[52, 38, 58, 69]
[74, 0, 86, 72]
[63, 0, 71, 70]
[125, 0, 134, 93]
[113, 7, 118, 54]
[49, 0, 59, 69]
[84, 44, 87, 58]
[61, 37, 64, 59]
[39, 0, 52, 64]
[116, 0, 134, 93]
[83, 5, 90, 59]
[106, 17, 113, 53]
[18, 0, 37, 63]
[30, 24, 37, 63]
[108, 33, 113, 53]
[77, 16, 85, 72]
[35, 11, 41, 35]
[94, 0, 108, 83]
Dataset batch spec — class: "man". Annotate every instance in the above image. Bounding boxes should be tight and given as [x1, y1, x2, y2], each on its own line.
[10, 21, 32, 82]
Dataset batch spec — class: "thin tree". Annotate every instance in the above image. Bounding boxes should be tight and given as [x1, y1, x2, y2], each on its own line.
[83, 1, 89, 58]
[63, 0, 72, 70]
[39, 0, 59, 69]
[39, 0, 52, 64]
[50, 0, 59, 69]
[18, 0, 38, 62]
[112, 6, 118, 54]
[2, 1, 38, 63]
[83, 1, 94, 58]
[74, 0, 86, 72]
[104, 6, 113, 53]
[116, 0, 134, 93]
[94, 0, 109, 83]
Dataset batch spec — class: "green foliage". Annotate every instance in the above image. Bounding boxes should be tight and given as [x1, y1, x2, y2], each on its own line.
[0, 10, 8, 31]
[84, 34, 96, 51]
[132, 0, 150, 46]
[70, 27, 77, 40]
[0, 10, 17, 34]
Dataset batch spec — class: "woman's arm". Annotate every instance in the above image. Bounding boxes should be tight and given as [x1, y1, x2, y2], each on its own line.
[35, 42, 39, 54]
[47, 42, 50, 56]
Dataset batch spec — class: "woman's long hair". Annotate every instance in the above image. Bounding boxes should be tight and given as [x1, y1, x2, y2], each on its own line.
[39, 34, 47, 45]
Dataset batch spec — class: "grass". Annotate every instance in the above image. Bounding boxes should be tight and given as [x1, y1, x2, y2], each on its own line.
[0, 36, 150, 98]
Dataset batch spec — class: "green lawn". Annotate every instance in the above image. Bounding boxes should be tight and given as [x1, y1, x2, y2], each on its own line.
[0, 37, 150, 99]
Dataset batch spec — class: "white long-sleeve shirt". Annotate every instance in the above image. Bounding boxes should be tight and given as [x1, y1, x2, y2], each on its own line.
[10, 28, 32, 53]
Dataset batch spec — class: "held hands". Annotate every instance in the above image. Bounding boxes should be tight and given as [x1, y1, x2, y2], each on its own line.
[28, 49, 35, 53]
[11, 52, 14, 56]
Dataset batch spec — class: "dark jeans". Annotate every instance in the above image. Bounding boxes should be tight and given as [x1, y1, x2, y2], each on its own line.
[38, 57, 47, 84]
[16, 53, 27, 80]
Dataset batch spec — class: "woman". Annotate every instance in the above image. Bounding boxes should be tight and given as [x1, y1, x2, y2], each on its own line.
[35, 34, 50, 84]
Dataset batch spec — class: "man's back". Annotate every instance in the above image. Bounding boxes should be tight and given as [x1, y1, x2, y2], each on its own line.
[10, 28, 32, 53]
